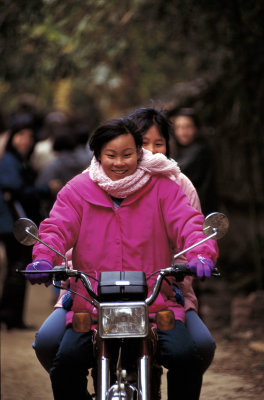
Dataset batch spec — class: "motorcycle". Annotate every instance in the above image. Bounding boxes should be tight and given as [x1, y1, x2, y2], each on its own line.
[14, 212, 228, 400]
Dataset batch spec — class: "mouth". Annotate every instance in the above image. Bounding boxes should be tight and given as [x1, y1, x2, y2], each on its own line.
[112, 170, 128, 175]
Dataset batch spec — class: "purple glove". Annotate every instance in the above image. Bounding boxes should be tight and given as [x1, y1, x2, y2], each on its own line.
[25, 259, 53, 286]
[188, 256, 214, 278]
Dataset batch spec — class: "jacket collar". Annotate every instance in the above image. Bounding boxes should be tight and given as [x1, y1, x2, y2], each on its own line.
[68, 171, 157, 208]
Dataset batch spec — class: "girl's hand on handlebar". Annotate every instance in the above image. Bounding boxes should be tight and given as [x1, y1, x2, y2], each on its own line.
[25, 259, 53, 287]
[188, 256, 214, 278]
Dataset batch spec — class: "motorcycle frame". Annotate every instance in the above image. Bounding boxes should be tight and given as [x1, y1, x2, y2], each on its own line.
[94, 324, 157, 400]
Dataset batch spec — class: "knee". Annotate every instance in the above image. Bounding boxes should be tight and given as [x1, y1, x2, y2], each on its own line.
[33, 330, 53, 354]
[33, 320, 65, 372]
[191, 331, 216, 371]
[50, 344, 92, 387]
[201, 335, 216, 357]
[33, 308, 67, 370]
[165, 341, 199, 369]
[185, 310, 216, 370]
[50, 330, 94, 377]
[33, 331, 59, 372]
[157, 327, 199, 370]
[198, 337, 216, 372]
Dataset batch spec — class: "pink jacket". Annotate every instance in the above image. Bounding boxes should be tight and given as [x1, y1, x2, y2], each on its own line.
[55, 172, 204, 312]
[33, 172, 218, 323]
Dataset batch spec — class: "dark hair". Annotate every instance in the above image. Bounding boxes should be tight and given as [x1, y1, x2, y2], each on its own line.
[8, 113, 36, 136]
[174, 108, 201, 130]
[89, 117, 142, 160]
[128, 107, 171, 158]
[52, 127, 76, 152]
[6, 114, 37, 157]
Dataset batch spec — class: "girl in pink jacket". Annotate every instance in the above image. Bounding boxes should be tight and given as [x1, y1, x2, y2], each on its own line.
[26, 116, 217, 400]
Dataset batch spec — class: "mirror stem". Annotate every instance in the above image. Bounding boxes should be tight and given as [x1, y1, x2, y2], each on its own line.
[173, 228, 218, 260]
[25, 227, 68, 268]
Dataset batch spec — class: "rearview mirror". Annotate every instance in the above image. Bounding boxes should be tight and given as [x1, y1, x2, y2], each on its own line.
[13, 218, 39, 246]
[13, 217, 68, 267]
[203, 212, 229, 240]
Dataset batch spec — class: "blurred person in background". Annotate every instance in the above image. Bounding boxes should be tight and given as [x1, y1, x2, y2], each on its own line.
[36, 117, 93, 218]
[0, 112, 10, 297]
[0, 115, 60, 330]
[0, 112, 9, 160]
[170, 108, 218, 216]
[68, 115, 94, 169]
[31, 111, 68, 173]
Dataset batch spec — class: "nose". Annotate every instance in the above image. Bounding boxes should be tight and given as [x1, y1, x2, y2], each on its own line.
[144, 144, 155, 154]
[113, 157, 125, 166]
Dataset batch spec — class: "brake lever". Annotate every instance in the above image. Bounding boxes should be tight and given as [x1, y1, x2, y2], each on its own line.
[211, 267, 221, 277]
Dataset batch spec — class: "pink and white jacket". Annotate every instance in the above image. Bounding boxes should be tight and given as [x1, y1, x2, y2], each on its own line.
[174, 172, 202, 312]
[33, 172, 218, 323]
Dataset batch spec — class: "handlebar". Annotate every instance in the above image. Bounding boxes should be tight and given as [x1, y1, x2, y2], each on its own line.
[17, 263, 220, 308]
[145, 264, 220, 305]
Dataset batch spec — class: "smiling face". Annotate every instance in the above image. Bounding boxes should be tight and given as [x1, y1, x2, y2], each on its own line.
[100, 133, 140, 181]
[142, 125, 166, 155]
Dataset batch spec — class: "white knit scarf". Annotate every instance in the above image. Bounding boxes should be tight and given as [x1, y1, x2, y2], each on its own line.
[86, 148, 181, 198]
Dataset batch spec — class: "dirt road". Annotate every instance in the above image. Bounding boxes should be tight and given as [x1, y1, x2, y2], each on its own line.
[1, 283, 264, 400]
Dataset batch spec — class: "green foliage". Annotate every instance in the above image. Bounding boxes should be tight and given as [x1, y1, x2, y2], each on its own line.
[0, 0, 263, 127]
[0, 0, 263, 288]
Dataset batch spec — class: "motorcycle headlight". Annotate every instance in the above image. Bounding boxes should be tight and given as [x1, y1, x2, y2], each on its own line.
[98, 302, 148, 338]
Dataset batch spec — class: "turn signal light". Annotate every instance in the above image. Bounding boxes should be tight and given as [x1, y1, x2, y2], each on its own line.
[156, 310, 175, 330]
[72, 312, 92, 332]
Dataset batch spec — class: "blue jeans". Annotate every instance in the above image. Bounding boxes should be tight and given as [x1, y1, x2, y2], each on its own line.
[49, 320, 212, 400]
[34, 309, 215, 399]
[157, 319, 209, 400]
[164, 311, 216, 400]
[185, 309, 216, 373]
[34, 309, 215, 374]
[33, 308, 67, 372]
[50, 327, 94, 400]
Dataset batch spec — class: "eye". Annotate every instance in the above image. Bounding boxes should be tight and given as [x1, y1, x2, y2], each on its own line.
[124, 153, 132, 158]
[106, 154, 115, 158]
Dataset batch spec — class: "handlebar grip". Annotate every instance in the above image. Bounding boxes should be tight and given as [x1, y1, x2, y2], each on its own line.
[16, 268, 54, 274]
[16, 266, 71, 281]
[170, 264, 192, 281]
[170, 264, 221, 279]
